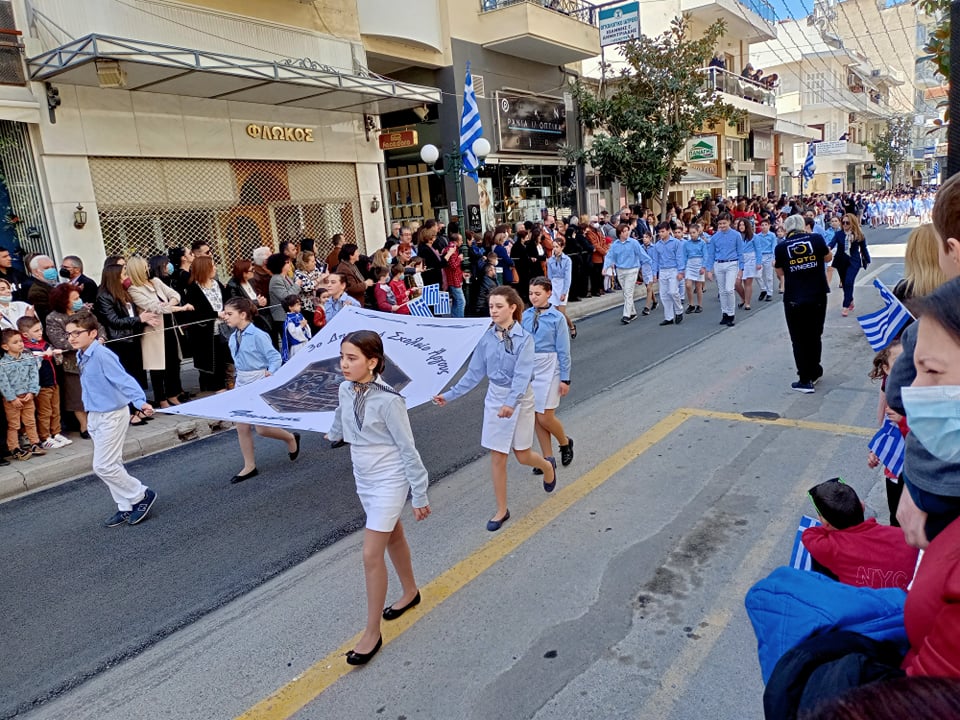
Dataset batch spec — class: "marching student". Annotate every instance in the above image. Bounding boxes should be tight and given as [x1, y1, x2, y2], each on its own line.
[521, 277, 573, 478]
[755, 217, 777, 302]
[545, 237, 575, 337]
[639, 232, 658, 316]
[735, 218, 761, 311]
[673, 222, 689, 306]
[327, 330, 431, 666]
[603, 224, 648, 324]
[66, 311, 157, 526]
[704, 213, 744, 327]
[649, 222, 684, 326]
[682, 222, 708, 314]
[222, 297, 300, 484]
[433, 286, 556, 531]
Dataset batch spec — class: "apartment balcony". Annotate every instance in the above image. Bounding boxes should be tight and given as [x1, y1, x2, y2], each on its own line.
[915, 60, 944, 89]
[870, 65, 905, 86]
[700, 67, 777, 121]
[813, 140, 872, 162]
[681, 0, 776, 44]
[477, 0, 600, 65]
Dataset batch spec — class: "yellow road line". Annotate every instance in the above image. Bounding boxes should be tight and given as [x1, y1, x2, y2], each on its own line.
[237, 410, 689, 720]
[238, 408, 873, 720]
[681, 407, 875, 437]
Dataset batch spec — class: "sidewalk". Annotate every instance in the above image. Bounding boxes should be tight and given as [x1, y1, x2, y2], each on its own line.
[0, 289, 638, 503]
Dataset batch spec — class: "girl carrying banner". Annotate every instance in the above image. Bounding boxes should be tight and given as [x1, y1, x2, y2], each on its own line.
[327, 330, 431, 666]
[433, 286, 556, 531]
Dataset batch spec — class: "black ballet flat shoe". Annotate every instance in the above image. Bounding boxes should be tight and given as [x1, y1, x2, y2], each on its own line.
[486, 510, 510, 532]
[230, 468, 259, 484]
[346, 635, 382, 666]
[383, 591, 421, 620]
[289, 432, 301, 461]
[543, 457, 557, 493]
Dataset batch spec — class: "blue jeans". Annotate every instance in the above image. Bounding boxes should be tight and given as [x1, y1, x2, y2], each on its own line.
[449, 286, 465, 318]
[842, 255, 861, 309]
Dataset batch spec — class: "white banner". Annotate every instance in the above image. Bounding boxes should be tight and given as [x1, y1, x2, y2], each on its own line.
[160, 306, 491, 433]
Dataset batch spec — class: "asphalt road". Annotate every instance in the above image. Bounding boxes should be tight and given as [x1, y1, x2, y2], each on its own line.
[0, 225, 911, 719]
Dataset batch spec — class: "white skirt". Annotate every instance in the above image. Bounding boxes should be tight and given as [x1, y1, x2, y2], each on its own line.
[236, 369, 267, 387]
[549, 288, 566, 307]
[684, 257, 704, 282]
[741, 251, 758, 279]
[530, 352, 561, 413]
[482, 382, 535, 454]
[351, 443, 408, 532]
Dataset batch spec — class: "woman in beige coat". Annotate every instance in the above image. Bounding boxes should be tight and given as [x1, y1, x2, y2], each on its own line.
[127, 256, 193, 408]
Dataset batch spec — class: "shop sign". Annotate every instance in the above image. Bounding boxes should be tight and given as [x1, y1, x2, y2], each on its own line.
[751, 131, 773, 160]
[686, 135, 719, 162]
[246, 124, 315, 142]
[496, 93, 567, 154]
[467, 204, 483, 234]
[813, 140, 847, 156]
[598, 2, 640, 47]
[379, 130, 419, 151]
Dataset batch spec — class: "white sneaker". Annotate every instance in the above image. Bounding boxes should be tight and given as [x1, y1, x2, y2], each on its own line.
[53, 434, 72, 446]
[41, 438, 58, 450]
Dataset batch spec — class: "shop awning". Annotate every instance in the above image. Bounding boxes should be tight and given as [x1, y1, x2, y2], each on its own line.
[678, 169, 723, 185]
[27, 34, 442, 114]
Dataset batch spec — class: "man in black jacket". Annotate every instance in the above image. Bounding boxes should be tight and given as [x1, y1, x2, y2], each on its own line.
[60, 255, 98, 305]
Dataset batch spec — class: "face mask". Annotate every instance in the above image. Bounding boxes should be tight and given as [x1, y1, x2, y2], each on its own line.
[42, 268, 59, 284]
[0, 295, 10, 304]
[166, 262, 174, 276]
[901, 385, 960, 463]
[122, 278, 132, 289]
[71, 299, 84, 312]
[59, 267, 72, 279]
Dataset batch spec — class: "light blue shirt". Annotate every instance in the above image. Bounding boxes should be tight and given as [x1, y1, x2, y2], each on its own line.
[521, 306, 571, 383]
[228, 322, 282, 374]
[705, 228, 744, 271]
[649, 237, 683, 275]
[441, 323, 534, 408]
[546, 253, 572, 298]
[323, 294, 359, 322]
[681, 237, 707, 263]
[755, 230, 777, 256]
[78, 341, 146, 412]
[603, 238, 647, 270]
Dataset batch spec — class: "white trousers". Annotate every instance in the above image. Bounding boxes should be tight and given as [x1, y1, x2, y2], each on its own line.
[715, 261, 739, 317]
[616, 268, 639, 318]
[658, 270, 683, 321]
[760, 254, 774, 294]
[88, 408, 147, 511]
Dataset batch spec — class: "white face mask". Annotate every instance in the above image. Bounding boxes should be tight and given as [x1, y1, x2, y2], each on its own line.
[902, 385, 960, 463]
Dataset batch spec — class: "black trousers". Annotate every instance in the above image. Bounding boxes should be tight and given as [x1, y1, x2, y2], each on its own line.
[783, 299, 827, 383]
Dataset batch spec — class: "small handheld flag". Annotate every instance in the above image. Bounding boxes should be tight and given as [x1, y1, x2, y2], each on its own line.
[407, 297, 434, 317]
[790, 515, 822, 571]
[435, 291, 451, 315]
[421, 283, 441, 306]
[869, 419, 905, 477]
[857, 279, 913, 351]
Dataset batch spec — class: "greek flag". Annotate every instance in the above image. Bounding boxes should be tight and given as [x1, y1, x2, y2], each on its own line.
[884, 160, 891, 186]
[435, 291, 451, 315]
[869, 419, 905, 477]
[407, 297, 433, 317]
[460, 62, 482, 182]
[790, 515, 822, 571]
[802, 143, 815, 186]
[856, 279, 913, 351]
[421, 283, 440, 306]
[933, 160, 940, 177]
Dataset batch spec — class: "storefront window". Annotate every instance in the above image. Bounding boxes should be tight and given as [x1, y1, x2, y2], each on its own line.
[477, 162, 576, 231]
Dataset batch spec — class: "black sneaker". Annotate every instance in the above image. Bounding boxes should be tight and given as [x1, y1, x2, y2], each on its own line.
[685, 305, 695, 314]
[127, 488, 157, 525]
[532, 466, 544, 476]
[560, 437, 574, 466]
[659, 319, 674, 326]
[641, 308, 651, 316]
[727, 317, 735, 326]
[719, 315, 728, 325]
[758, 291, 767, 302]
[765, 296, 773, 302]
[620, 317, 631, 325]
[104, 510, 130, 527]
[675, 313, 683, 324]
[791, 381, 815, 394]
[694, 306, 703, 313]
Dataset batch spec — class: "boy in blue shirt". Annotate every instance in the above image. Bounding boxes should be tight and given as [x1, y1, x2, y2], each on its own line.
[67, 311, 157, 527]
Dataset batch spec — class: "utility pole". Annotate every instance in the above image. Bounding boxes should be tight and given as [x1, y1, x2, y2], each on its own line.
[949, 0, 960, 178]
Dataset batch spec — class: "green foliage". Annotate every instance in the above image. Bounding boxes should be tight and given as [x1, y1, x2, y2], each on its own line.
[913, 0, 950, 123]
[868, 116, 913, 183]
[568, 16, 742, 203]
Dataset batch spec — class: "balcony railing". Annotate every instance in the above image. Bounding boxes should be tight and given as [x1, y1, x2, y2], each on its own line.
[480, 0, 597, 25]
[740, 0, 776, 23]
[700, 67, 776, 108]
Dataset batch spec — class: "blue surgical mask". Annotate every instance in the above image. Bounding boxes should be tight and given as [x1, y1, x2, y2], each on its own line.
[0, 295, 10, 304]
[901, 385, 960, 464]
[42, 267, 59, 284]
[71, 299, 84, 312]
[166, 262, 174, 276]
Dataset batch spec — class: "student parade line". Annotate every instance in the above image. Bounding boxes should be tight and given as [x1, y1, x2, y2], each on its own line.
[235, 408, 875, 720]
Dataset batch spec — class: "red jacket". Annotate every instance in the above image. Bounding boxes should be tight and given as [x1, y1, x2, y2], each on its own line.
[802, 518, 918, 590]
[902, 514, 960, 677]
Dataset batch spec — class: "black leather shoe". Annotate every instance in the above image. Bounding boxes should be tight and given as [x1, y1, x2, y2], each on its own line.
[289, 432, 301, 461]
[675, 313, 683, 324]
[230, 468, 259, 484]
[346, 635, 382, 666]
[560, 437, 574, 467]
[383, 591, 421, 620]
[659, 319, 674, 326]
[486, 510, 510, 532]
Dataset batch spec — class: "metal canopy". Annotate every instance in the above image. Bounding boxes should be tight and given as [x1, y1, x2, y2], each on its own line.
[28, 34, 442, 114]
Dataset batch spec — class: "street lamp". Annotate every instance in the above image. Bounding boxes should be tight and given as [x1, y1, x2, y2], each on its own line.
[420, 137, 491, 227]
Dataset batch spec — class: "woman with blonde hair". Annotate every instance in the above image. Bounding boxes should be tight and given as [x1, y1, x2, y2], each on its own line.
[838, 213, 870, 316]
[126, 256, 193, 408]
[895, 224, 947, 302]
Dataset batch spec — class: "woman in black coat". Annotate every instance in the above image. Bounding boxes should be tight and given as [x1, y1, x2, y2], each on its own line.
[182, 255, 228, 392]
[94, 263, 160, 424]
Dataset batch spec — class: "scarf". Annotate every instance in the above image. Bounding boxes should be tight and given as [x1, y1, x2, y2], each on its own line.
[494, 321, 516, 354]
[352, 375, 401, 430]
[532, 306, 550, 334]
